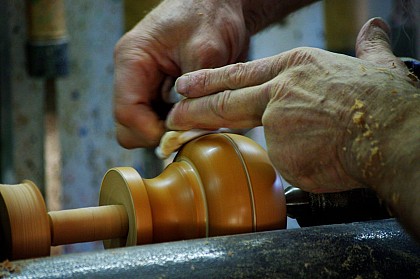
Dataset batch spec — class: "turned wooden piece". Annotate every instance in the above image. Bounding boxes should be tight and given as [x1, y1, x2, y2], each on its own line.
[0, 133, 286, 260]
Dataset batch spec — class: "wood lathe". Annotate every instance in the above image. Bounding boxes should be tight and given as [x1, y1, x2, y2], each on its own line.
[0, 133, 392, 262]
[0, 133, 286, 261]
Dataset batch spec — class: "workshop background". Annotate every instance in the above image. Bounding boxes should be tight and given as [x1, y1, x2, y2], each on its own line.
[1, 0, 419, 255]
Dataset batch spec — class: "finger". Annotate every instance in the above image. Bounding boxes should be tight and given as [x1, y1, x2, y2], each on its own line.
[355, 17, 407, 72]
[166, 83, 272, 130]
[114, 41, 166, 147]
[175, 56, 282, 98]
[115, 104, 165, 148]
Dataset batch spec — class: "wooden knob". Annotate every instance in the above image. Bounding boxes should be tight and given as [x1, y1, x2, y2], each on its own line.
[0, 181, 130, 260]
[100, 133, 286, 247]
[0, 181, 51, 260]
[0, 133, 286, 260]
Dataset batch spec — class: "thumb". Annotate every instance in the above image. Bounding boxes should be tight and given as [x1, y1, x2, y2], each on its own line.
[355, 17, 406, 71]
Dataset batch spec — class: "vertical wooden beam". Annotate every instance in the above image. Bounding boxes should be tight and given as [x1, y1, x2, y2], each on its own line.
[324, 0, 365, 55]
[8, 0, 46, 190]
[124, 0, 161, 31]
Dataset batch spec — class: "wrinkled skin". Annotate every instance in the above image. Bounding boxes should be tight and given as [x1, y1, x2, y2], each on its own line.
[166, 18, 420, 239]
[166, 18, 420, 193]
[113, 0, 318, 148]
[113, 0, 249, 147]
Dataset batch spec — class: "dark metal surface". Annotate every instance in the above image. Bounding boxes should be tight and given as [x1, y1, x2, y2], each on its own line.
[26, 40, 69, 78]
[0, 0, 14, 183]
[285, 187, 391, 227]
[403, 58, 420, 79]
[2, 219, 419, 278]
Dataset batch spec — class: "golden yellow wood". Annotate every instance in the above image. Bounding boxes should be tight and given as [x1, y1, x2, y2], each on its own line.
[0, 134, 286, 260]
[0, 181, 51, 260]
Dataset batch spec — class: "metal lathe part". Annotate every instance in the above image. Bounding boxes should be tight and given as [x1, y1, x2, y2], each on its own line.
[26, 39, 69, 78]
[285, 186, 391, 227]
[2, 219, 419, 278]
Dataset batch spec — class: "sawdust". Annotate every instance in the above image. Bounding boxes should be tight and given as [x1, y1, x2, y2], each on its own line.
[376, 67, 394, 80]
[363, 130, 373, 138]
[352, 111, 365, 125]
[351, 99, 365, 110]
[0, 260, 20, 277]
[407, 72, 419, 83]
[349, 98, 384, 180]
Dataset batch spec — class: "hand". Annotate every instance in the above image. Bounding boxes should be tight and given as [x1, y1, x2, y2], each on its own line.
[167, 18, 419, 193]
[113, 0, 250, 148]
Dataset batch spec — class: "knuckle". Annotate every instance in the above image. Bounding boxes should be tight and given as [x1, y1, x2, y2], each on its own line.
[115, 123, 136, 149]
[193, 70, 210, 93]
[113, 34, 124, 57]
[210, 91, 232, 121]
[191, 39, 227, 67]
[225, 63, 247, 87]
[114, 105, 130, 127]
[116, 132, 132, 149]
[169, 101, 190, 128]
[113, 33, 132, 61]
[286, 47, 318, 66]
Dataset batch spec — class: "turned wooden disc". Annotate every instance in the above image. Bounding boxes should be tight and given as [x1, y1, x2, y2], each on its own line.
[0, 181, 51, 260]
[174, 133, 287, 236]
[99, 167, 153, 248]
[227, 134, 286, 231]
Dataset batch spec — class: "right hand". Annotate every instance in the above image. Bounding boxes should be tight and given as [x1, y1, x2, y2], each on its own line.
[113, 0, 250, 148]
[166, 18, 419, 193]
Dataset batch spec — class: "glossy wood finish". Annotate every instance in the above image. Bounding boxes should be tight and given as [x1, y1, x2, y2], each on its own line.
[0, 181, 51, 260]
[0, 133, 286, 260]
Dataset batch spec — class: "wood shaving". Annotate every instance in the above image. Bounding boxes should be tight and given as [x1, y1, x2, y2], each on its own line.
[352, 111, 365, 125]
[0, 260, 20, 277]
[351, 99, 365, 110]
[407, 72, 419, 82]
[370, 146, 379, 158]
[363, 130, 373, 138]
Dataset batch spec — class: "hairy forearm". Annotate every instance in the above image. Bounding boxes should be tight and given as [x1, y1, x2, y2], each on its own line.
[375, 108, 420, 240]
[347, 83, 420, 239]
[241, 0, 320, 34]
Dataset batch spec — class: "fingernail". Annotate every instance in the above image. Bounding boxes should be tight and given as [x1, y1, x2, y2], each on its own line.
[370, 17, 391, 37]
[175, 75, 189, 95]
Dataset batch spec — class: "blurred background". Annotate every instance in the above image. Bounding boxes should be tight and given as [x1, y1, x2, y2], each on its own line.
[1, 0, 418, 254]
